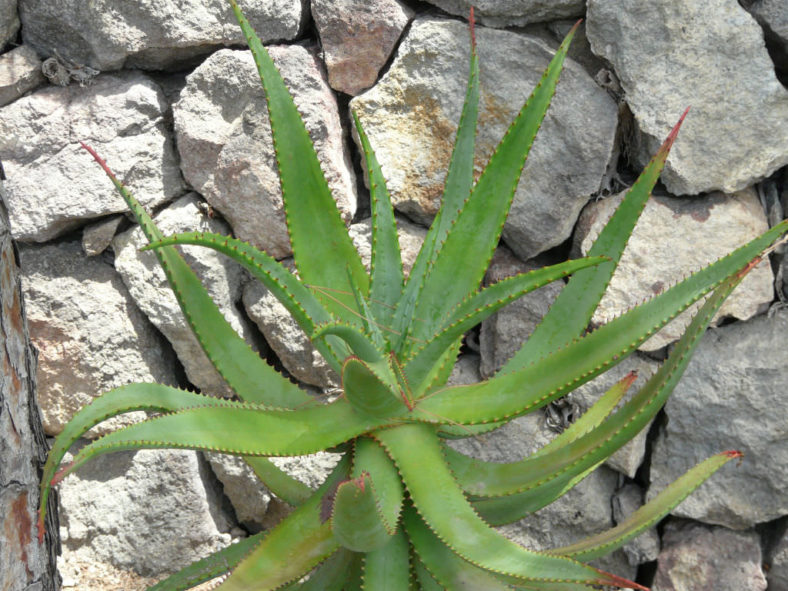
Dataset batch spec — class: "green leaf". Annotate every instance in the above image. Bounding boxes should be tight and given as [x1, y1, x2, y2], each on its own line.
[295, 550, 355, 591]
[331, 473, 394, 551]
[56, 400, 395, 484]
[342, 357, 408, 417]
[353, 437, 405, 535]
[243, 456, 313, 506]
[404, 507, 512, 590]
[216, 456, 349, 590]
[80, 143, 311, 408]
[405, 22, 580, 350]
[147, 533, 265, 591]
[405, 256, 609, 393]
[314, 322, 383, 364]
[414, 558, 448, 591]
[144, 231, 347, 370]
[353, 111, 404, 328]
[390, 17, 481, 353]
[362, 529, 411, 590]
[413, 220, 788, 426]
[374, 423, 641, 589]
[504, 109, 689, 374]
[547, 451, 742, 561]
[227, 0, 369, 324]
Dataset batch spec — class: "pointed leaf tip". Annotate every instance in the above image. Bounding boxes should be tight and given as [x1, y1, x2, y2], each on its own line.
[80, 142, 119, 183]
[723, 450, 743, 459]
[596, 569, 650, 591]
[36, 512, 44, 544]
[622, 370, 639, 389]
[469, 6, 476, 51]
[664, 107, 690, 149]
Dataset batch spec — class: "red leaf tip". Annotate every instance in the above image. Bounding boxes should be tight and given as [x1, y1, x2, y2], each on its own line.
[36, 512, 45, 544]
[469, 7, 476, 51]
[621, 370, 639, 389]
[723, 450, 744, 459]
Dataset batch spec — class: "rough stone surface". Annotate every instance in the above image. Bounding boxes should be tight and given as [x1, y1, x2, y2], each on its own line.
[18, 0, 305, 71]
[242, 218, 426, 389]
[653, 520, 767, 591]
[587, 0, 788, 195]
[571, 354, 659, 478]
[81, 216, 123, 257]
[113, 194, 257, 396]
[767, 527, 788, 591]
[350, 17, 618, 260]
[0, 0, 18, 49]
[750, 0, 788, 56]
[648, 309, 788, 529]
[18, 240, 177, 436]
[269, 453, 341, 490]
[479, 247, 563, 379]
[613, 483, 660, 567]
[0, 71, 183, 242]
[0, 45, 44, 107]
[206, 453, 270, 533]
[312, 0, 412, 95]
[450, 412, 634, 579]
[174, 48, 356, 259]
[422, 0, 584, 27]
[58, 443, 234, 580]
[574, 188, 774, 351]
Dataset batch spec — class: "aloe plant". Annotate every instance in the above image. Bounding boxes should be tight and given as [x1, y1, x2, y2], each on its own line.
[37, 3, 788, 590]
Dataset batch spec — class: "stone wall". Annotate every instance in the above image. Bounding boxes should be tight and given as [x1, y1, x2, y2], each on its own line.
[1, 0, 787, 589]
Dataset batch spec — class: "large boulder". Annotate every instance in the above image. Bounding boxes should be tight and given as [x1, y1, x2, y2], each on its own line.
[174, 48, 357, 259]
[0, 0, 18, 49]
[422, 0, 584, 27]
[0, 72, 183, 242]
[587, 0, 788, 195]
[18, 0, 306, 71]
[0, 45, 43, 107]
[350, 17, 618, 261]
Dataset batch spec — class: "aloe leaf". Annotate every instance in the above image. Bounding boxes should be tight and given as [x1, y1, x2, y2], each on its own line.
[445, 371, 636, 497]
[353, 111, 404, 327]
[294, 549, 355, 591]
[243, 456, 312, 506]
[504, 109, 689, 374]
[374, 423, 644, 589]
[404, 507, 513, 590]
[547, 450, 741, 561]
[216, 456, 349, 590]
[413, 220, 787, 426]
[147, 532, 265, 591]
[414, 557, 448, 591]
[390, 16, 480, 353]
[227, 0, 369, 325]
[342, 357, 408, 417]
[55, 400, 395, 484]
[466, 275, 748, 524]
[362, 529, 411, 589]
[353, 437, 405, 534]
[331, 473, 394, 551]
[80, 143, 311, 409]
[314, 322, 383, 364]
[405, 256, 609, 392]
[144, 231, 347, 369]
[406, 23, 580, 351]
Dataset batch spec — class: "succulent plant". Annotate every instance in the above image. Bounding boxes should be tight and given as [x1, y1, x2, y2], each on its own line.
[38, 2, 788, 590]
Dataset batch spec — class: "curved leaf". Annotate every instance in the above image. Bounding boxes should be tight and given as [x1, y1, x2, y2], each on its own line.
[228, 0, 369, 325]
[331, 473, 394, 551]
[374, 423, 644, 589]
[342, 357, 407, 417]
[243, 456, 313, 506]
[363, 530, 411, 590]
[353, 437, 404, 534]
[314, 322, 383, 364]
[294, 549, 355, 591]
[80, 143, 311, 408]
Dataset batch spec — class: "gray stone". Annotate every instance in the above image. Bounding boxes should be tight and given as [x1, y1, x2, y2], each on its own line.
[648, 309, 788, 529]
[82, 215, 123, 257]
[574, 188, 774, 351]
[422, 0, 584, 27]
[312, 0, 412, 95]
[113, 194, 258, 397]
[750, 0, 788, 56]
[612, 483, 660, 566]
[767, 527, 788, 591]
[587, 0, 788, 196]
[0, 72, 183, 242]
[447, 353, 481, 387]
[479, 248, 563, 379]
[18, 0, 306, 71]
[348, 217, 427, 277]
[450, 412, 634, 579]
[571, 354, 659, 478]
[653, 520, 766, 591]
[174, 48, 356, 259]
[58, 443, 235, 580]
[269, 452, 341, 490]
[206, 453, 270, 533]
[0, 0, 18, 49]
[350, 17, 618, 260]
[0, 45, 43, 107]
[18, 240, 177, 436]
